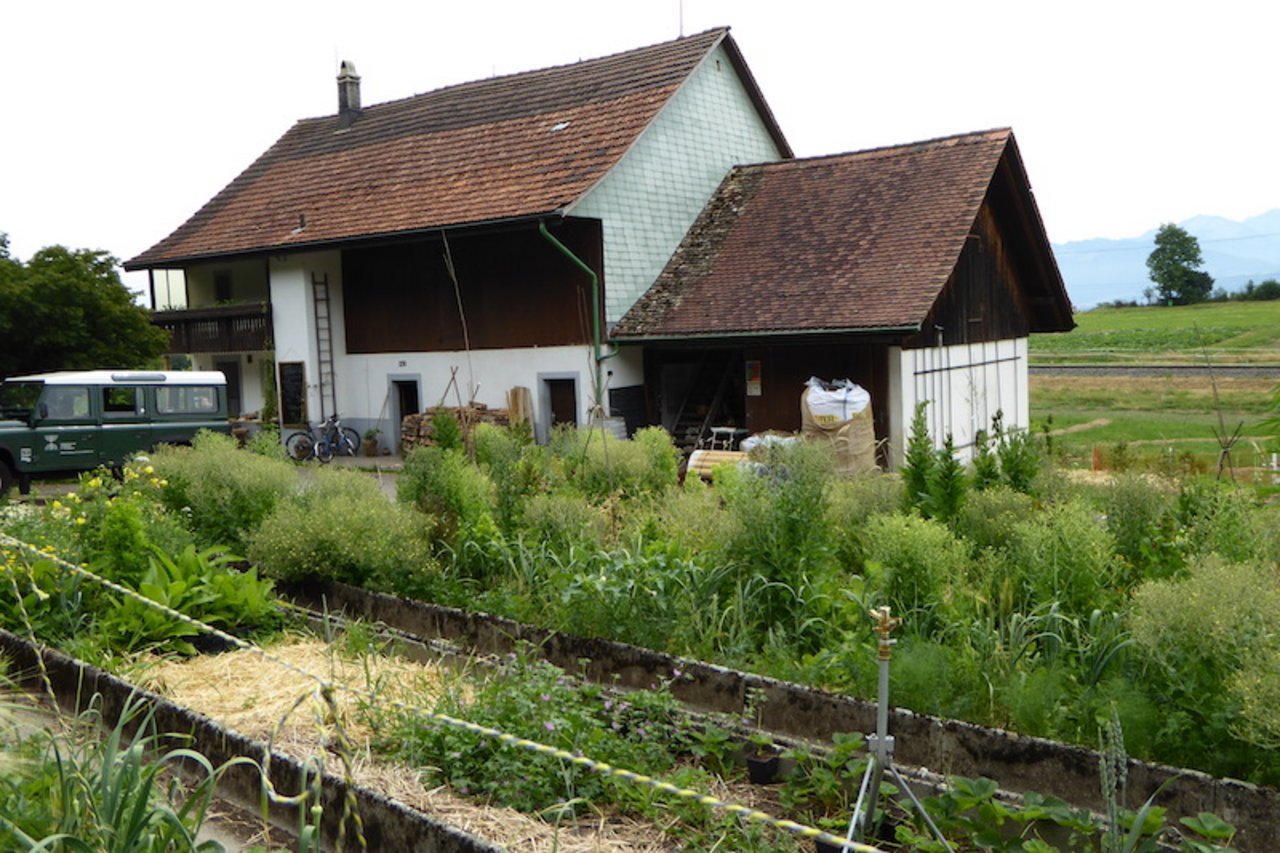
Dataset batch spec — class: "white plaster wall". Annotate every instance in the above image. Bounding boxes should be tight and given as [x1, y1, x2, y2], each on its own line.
[269, 257, 319, 421]
[603, 345, 644, 392]
[572, 43, 785, 321]
[185, 259, 268, 306]
[342, 344, 600, 447]
[887, 338, 1029, 468]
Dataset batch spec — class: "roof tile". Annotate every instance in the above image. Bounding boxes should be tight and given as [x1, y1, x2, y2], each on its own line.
[128, 29, 736, 267]
[614, 129, 1018, 337]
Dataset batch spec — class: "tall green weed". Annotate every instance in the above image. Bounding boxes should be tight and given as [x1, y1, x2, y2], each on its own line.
[151, 430, 296, 553]
[1129, 555, 1280, 781]
[553, 426, 679, 501]
[860, 512, 969, 635]
[251, 466, 435, 589]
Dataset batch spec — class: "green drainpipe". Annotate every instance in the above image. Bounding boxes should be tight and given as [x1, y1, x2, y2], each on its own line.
[539, 220, 617, 410]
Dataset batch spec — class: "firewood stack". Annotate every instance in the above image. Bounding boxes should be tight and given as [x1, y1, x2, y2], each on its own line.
[400, 404, 511, 453]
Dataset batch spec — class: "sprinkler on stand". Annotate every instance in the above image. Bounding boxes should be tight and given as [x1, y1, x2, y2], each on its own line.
[840, 606, 953, 851]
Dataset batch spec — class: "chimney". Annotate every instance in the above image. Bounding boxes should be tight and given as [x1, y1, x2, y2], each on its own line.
[337, 60, 361, 128]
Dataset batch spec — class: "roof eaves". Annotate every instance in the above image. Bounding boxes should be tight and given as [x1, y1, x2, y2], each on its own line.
[611, 323, 921, 343]
[123, 210, 562, 271]
[718, 32, 792, 159]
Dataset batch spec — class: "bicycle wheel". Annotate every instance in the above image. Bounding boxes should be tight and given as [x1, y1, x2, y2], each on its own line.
[339, 427, 361, 457]
[314, 437, 335, 463]
[285, 431, 315, 461]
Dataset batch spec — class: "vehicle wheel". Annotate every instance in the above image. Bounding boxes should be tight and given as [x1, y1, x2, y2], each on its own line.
[0, 461, 14, 499]
[285, 432, 314, 461]
[314, 439, 334, 463]
[339, 428, 361, 457]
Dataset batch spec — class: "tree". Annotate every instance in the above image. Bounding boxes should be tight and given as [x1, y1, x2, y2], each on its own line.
[0, 233, 169, 379]
[1145, 223, 1214, 305]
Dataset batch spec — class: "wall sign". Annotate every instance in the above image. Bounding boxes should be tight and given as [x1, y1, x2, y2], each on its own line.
[745, 360, 762, 396]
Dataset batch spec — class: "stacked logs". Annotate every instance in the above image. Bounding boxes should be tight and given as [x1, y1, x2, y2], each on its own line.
[400, 404, 511, 453]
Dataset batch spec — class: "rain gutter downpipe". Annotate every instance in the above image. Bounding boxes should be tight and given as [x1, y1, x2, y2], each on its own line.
[539, 219, 619, 411]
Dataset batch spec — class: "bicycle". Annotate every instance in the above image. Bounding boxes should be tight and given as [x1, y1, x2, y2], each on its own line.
[285, 414, 360, 462]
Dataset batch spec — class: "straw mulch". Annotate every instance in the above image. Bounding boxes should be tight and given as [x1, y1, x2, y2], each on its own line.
[139, 638, 682, 852]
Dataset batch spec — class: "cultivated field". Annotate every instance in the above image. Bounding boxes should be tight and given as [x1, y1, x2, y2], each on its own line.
[1030, 301, 1279, 473]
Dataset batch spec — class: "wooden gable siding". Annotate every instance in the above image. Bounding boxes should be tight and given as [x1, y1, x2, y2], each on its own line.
[907, 199, 1030, 349]
[343, 220, 602, 353]
[945, 206, 1032, 344]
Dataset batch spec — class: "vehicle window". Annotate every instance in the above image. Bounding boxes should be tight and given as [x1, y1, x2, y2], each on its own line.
[42, 386, 92, 421]
[0, 381, 42, 417]
[103, 386, 141, 418]
[155, 385, 219, 414]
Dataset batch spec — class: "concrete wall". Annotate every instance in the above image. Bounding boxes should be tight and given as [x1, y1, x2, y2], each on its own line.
[572, 43, 785, 322]
[887, 338, 1029, 468]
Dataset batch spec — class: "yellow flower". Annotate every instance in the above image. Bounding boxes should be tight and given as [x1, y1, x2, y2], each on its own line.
[86, 477, 102, 489]
[143, 465, 155, 475]
[51, 500, 62, 510]
[75, 516, 87, 526]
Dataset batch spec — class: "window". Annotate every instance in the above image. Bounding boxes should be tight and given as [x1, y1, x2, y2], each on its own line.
[214, 270, 232, 303]
[155, 385, 219, 414]
[103, 386, 140, 418]
[42, 386, 91, 421]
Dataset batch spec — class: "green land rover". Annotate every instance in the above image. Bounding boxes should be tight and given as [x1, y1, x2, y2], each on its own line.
[0, 370, 229, 496]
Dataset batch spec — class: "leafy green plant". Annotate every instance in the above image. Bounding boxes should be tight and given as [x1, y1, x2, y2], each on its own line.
[780, 731, 866, 817]
[1003, 499, 1119, 616]
[374, 646, 690, 815]
[399, 445, 497, 542]
[861, 512, 968, 635]
[0, 692, 251, 851]
[923, 432, 967, 522]
[553, 426, 679, 501]
[1101, 474, 1185, 583]
[250, 466, 436, 588]
[152, 430, 297, 553]
[1129, 555, 1280, 781]
[901, 401, 936, 513]
[431, 408, 465, 451]
[100, 544, 278, 656]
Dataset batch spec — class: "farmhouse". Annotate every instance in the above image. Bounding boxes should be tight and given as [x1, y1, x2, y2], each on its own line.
[127, 27, 1071, 464]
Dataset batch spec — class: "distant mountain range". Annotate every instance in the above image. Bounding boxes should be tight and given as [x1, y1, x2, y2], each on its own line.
[1052, 209, 1280, 310]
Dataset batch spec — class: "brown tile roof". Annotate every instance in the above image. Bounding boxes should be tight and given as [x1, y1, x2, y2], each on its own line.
[128, 28, 787, 269]
[614, 128, 1062, 338]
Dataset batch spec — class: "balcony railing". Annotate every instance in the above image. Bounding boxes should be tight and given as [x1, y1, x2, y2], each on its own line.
[152, 302, 272, 354]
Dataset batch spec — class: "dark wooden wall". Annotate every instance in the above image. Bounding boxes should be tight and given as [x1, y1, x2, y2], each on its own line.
[742, 341, 889, 445]
[909, 200, 1030, 349]
[642, 339, 890, 452]
[342, 220, 602, 353]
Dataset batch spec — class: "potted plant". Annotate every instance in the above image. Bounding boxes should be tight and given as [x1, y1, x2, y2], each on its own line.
[745, 731, 781, 784]
[362, 428, 380, 457]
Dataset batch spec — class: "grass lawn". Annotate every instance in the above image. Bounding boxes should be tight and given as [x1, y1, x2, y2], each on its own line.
[1031, 300, 1280, 363]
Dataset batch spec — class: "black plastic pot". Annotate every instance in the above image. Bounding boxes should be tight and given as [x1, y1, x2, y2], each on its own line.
[746, 752, 781, 784]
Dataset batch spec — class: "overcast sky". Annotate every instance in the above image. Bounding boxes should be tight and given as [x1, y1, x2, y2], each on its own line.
[4, 0, 1277, 297]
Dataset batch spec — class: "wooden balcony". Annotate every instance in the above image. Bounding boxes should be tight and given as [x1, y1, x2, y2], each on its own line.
[152, 302, 272, 354]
